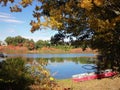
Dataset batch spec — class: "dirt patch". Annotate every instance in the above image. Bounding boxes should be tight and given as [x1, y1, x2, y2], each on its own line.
[0, 45, 28, 54]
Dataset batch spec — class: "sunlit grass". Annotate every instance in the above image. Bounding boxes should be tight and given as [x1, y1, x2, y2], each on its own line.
[56, 77, 120, 90]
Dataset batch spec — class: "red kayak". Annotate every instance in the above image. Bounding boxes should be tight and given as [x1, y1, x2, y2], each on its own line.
[72, 69, 117, 82]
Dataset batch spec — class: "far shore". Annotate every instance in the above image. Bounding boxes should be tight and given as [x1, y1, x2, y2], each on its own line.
[0, 46, 97, 54]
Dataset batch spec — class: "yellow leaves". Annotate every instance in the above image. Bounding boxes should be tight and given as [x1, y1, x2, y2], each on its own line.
[50, 77, 54, 81]
[65, 2, 72, 12]
[97, 19, 118, 31]
[22, 0, 32, 4]
[98, 19, 110, 30]
[90, 18, 116, 31]
[91, 20, 114, 43]
[20, 0, 32, 7]
[88, 17, 118, 42]
[41, 22, 48, 27]
[80, 0, 103, 10]
[30, 20, 40, 32]
[114, 16, 120, 22]
[10, 5, 22, 12]
[41, 70, 50, 77]
[39, 16, 62, 29]
[49, 17, 62, 29]
[35, 5, 40, 11]
[80, 0, 93, 11]
[31, 16, 62, 31]
[93, 0, 103, 7]
[65, 0, 75, 12]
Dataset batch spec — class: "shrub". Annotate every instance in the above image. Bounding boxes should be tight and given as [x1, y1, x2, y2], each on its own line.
[0, 57, 34, 90]
[27, 59, 55, 89]
[0, 57, 56, 90]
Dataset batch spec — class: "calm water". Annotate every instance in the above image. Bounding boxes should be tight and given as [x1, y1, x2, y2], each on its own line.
[7, 53, 97, 79]
[47, 60, 96, 79]
[8, 53, 95, 58]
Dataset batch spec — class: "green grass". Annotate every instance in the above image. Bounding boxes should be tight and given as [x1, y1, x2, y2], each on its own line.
[56, 79, 80, 90]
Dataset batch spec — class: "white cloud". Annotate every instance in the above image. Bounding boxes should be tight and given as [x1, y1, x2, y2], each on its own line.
[0, 12, 11, 18]
[0, 12, 24, 23]
[2, 19, 23, 23]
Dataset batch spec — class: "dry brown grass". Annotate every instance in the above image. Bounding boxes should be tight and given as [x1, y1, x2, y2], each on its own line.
[30, 78, 120, 90]
[57, 77, 120, 90]
[69, 48, 97, 54]
[37, 47, 67, 54]
[1, 45, 97, 54]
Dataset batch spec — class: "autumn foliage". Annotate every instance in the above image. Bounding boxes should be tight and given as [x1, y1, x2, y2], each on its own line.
[1, 0, 120, 71]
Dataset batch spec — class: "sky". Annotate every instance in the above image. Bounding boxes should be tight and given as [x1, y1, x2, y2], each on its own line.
[0, 2, 58, 42]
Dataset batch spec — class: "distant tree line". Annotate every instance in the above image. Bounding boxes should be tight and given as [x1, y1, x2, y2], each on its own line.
[5, 36, 35, 50]
[3, 35, 89, 51]
[4, 36, 49, 50]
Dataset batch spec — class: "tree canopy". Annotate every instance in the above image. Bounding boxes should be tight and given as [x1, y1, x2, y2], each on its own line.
[1, 0, 120, 71]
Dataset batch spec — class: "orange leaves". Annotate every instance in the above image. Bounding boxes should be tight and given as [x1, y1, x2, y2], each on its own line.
[80, 0, 93, 11]
[0, 0, 14, 6]
[10, 5, 22, 12]
[93, 0, 103, 7]
[30, 20, 40, 33]
[20, 0, 32, 7]
[0, 0, 32, 7]
[80, 0, 104, 10]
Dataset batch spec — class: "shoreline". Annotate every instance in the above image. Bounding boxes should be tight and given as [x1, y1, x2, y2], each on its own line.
[0, 46, 98, 54]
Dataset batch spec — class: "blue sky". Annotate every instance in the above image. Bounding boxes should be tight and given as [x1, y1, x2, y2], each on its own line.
[0, 2, 58, 42]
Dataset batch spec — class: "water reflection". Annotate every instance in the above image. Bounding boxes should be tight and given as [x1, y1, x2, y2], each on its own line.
[7, 53, 95, 58]
[7, 53, 97, 79]
[26, 57, 97, 79]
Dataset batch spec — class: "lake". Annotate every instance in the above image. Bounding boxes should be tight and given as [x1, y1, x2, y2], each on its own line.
[7, 53, 97, 79]
[8, 53, 95, 58]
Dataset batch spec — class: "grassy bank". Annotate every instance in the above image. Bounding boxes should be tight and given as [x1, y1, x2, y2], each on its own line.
[29, 47, 97, 54]
[56, 77, 120, 90]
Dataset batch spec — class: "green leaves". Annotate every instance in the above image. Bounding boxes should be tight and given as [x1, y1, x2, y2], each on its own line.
[1, 0, 120, 72]
[0, 57, 33, 90]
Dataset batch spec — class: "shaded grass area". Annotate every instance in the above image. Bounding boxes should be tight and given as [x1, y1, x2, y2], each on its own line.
[56, 77, 120, 90]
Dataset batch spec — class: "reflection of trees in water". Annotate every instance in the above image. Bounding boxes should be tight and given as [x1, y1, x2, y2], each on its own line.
[27, 57, 96, 65]
[50, 58, 64, 63]
[10, 57, 96, 65]
[74, 57, 96, 64]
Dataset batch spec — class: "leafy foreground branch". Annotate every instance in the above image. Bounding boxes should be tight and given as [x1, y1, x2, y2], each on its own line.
[1, 0, 120, 72]
[0, 58, 56, 90]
